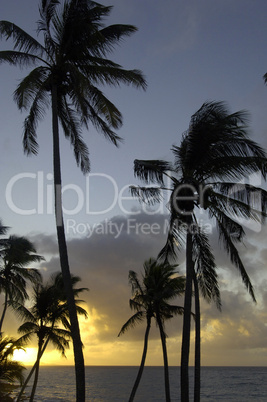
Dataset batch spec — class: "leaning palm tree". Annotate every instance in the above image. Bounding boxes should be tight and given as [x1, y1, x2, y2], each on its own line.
[119, 258, 185, 402]
[0, 333, 25, 401]
[0, 235, 43, 332]
[131, 101, 267, 402]
[15, 272, 88, 402]
[0, 2, 146, 399]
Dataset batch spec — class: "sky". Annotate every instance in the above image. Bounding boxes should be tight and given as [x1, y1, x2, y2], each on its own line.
[1, 0, 267, 367]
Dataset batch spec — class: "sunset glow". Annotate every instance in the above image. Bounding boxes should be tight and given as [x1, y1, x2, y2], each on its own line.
[13, 348, 37, 366]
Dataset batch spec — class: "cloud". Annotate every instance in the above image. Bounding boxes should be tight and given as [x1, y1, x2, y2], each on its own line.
[28, 213, 174, 341]
[4, 210, 267, 365]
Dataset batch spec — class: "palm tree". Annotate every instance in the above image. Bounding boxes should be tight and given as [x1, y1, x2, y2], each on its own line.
[0, 2, 146, 399]
[119, 258, 185, 402]
[15, 272, 88, 402]
[0, 235, 43, 332]
[131, 101, 267, 401]
[0, 333, 25, 401]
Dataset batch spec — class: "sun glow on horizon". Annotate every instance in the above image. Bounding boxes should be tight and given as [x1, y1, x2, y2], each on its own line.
[12, 348, 37, 366]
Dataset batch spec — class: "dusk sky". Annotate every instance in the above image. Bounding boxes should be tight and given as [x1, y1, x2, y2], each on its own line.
[1, 0, 267, 367]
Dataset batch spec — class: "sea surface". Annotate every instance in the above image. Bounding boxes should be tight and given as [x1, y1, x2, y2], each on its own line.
[15, 365, 267, 401]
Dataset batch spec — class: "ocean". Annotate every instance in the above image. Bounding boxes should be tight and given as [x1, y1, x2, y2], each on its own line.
[15, 366, 267, 401]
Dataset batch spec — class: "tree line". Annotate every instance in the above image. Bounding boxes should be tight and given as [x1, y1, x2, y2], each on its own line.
[1, 1, 267, 401]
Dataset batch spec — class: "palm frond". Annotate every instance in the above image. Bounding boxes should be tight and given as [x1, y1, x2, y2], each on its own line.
[12, 267, 42, 283]
[129, 298, 144, 312]
[128, 270, 143, 296]
[38, 0, 61, 34]
[214, 182, 267, 221]
[5, 278, 28, 303]
[158, 212, 186, 262]
[0, 220, 9, 237]
[173, 101, 267, 181]
[216, 214, 256, 302]
[193, 228, 221, 310]
[0, 20, 45, 55]
[164, 304, 184, 316]
[11, 302, 36, 323]
[130, 185, 163, 205]
[1, 235, 44, 266]
[80, 63, 147, 90]
[133, 159, 172, 184]
[14, 66, 50, 110]
[58, 98, 90, 173]
[0, 50, 40, 68]
[75, 305, 88, 319]
[48, 328, 71, 357]
[22, 88, 50, 155]
[77, 81, 123, 129]
[95, 24, 139, 57]
[209, 203, 246, 242]
[18, 321, 40, 336]
[118, 311, 145, 336]
[209, 191, 262, 227]
[0, 360, 25, 385]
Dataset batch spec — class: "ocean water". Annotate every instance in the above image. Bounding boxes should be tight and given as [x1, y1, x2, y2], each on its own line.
[15, 366, 267, 401]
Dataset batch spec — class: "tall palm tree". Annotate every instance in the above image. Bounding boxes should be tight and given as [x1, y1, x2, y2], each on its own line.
[0, 2, 146, 399]
[0, 235, 43, 332]
[0, 333, 25, 401]
[131, 101, 267, 401]
[15, 272, 88, 402]
[119, 258, 185, 402]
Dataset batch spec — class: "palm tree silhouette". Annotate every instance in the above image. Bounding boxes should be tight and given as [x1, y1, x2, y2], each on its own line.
[131, 101, 267, 401]
[0, 2, 146, 399]
[0, 333, 25, 400]
[15, 272, 88, 402]
[119, 258, 185, 402]
[0, 235, 43, 332]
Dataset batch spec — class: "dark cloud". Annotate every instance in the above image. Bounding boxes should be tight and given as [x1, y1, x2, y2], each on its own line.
[4, 211, 267, 365]
[27, 213, 176, 342]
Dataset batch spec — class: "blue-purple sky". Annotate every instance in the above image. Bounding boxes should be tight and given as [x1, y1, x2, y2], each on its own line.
[1, 0, 267, 367]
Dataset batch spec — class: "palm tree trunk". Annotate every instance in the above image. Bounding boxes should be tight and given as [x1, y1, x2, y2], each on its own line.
[0, 291, 9, 332]
[193, 269, 200, 402]
[29, 341, 43, 402]
[157, 314, 171, 402]
[129, 316, 151, 402]
[51, 83, 85, 402]
[181, 226, 194, 402]
[16, 336, 50, 402]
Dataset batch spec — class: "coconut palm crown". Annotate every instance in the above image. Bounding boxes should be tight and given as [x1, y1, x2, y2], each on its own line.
[0, 0, 146, 168]
[0, 235, 43, 332]
[131, 100, 267, 401]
